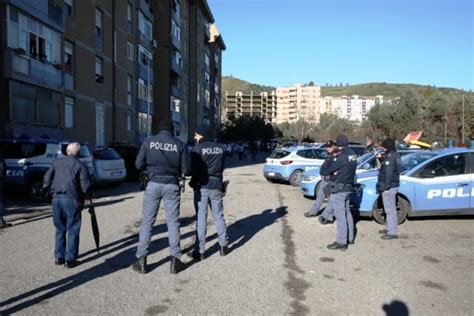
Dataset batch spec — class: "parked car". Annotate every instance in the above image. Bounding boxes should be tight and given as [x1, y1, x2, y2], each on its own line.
[92, 147, 126, 185]
[263, 146, 328, 186]
[109, 144, 141, 181]
[0, 137, 94, 202]
[355, 148, 474, 224]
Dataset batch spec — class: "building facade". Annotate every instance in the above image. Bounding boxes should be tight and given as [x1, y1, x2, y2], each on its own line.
[1, 0, 223, 146]
[224, 91, 277, 124]
[324, 95, 383, 122]
[276, 84, 321, 124]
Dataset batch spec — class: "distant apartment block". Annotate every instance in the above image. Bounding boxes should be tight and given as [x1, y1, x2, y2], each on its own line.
[323, 95, 384, 122]
[224, 91, 277, 124]
[276, 84, 321, 124]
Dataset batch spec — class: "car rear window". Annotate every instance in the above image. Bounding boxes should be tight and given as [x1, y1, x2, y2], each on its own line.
[0, 141, 47, 159]
[93, 148, 122, 160]
[270, 150, 290, 159]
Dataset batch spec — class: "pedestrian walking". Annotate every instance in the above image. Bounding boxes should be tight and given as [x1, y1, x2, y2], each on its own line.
[0, 153, 12, 229]
[376, 138, 401, 240]
[323, 135, 357, 251]
[132, 119, 189, 274]
[304, 140, 336, 224]
[43, 142, 91, 268]
[189, 125, 229, 261]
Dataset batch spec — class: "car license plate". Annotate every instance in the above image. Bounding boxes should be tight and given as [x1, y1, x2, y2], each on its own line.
[268, 172, 275, 176]
[111, 171, 122, 176]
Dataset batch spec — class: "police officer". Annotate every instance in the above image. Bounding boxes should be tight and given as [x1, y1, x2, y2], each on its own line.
[189, 125, 229, 261]
[376, 138, 401, 240]
[304, 140, 336, 224]
[43, 142, 91, 267]
[0, 152, 12, 229]
[132, 119, 189, 274]
[323, 134, 357, 250]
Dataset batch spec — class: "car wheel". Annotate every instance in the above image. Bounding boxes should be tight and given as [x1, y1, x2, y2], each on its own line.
[29, 177, 50, 203]
[289, 170, 303, 187]
[372, 195, 410, 225]
[314, 182, 320, 199]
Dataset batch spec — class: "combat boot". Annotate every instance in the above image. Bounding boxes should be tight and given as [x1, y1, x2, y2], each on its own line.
[219, 246, 230, 256]
[170, 257, 186, 274]
[132, 256, 147, 274]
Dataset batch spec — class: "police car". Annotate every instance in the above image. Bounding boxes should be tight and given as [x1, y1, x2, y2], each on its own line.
[263, 146, 328, 186]
[355, 148, 474, 224]
[0, 138, 94, 202]
[300, 150, 417, 198]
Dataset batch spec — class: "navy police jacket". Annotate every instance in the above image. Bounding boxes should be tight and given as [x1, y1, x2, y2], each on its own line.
[135, 131, 189, 185]
[43, 156, 91, 202]
[320, 147, 357, 192]
[191, 140, 225, 190]
[319, 152, 335, 181]
[378, 151, 400, 190]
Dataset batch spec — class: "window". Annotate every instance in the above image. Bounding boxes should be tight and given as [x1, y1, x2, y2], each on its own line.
[127, 3, 133, 33]
[138, 11, 152, 40]
[65, 97, 74, 128]
[171, 19, 181, 41]
[127, 74, 132, 105]
[64, 41, 73, 73]
[95, 57, 103, 83]
[137, 78, 152, 102]
[417, 154, 467, 178]
[138, 112, 151, 134]
[127, 42, 134, 61]
[95, 8, 103, 51]
[170, 96, 180, 112]
[64, 0, 73, 16]
[138, 45, 152, 67]
[127, 110, 132, 131]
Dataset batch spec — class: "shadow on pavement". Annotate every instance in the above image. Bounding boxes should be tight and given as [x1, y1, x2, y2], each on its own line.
[382, 300, 410, 316]
[0, 216, 196, 314]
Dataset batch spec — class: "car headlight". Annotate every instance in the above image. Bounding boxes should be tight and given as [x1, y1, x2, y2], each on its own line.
[302, 175, 318, 182]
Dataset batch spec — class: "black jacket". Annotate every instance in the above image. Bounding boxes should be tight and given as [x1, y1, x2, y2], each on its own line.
[191, 140, 225, 190]
[320, 147, 357, 192]
[135, 131, 189, 184]
[378, 151, 400, 190]
[43, 156, 90, 202]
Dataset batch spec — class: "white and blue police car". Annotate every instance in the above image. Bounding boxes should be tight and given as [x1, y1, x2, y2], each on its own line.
[263, 146, 328, 186]
[0, 138, 94, 202]
[300, 149, 418, 198]
[355, 148, 474, 224]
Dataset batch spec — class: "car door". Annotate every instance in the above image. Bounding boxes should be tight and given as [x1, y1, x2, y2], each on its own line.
[468, 153, 474, 208]
[411, 153, 470, 211]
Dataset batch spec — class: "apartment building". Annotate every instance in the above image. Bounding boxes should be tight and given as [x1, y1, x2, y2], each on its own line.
[326, 95, 383, 122]
[276, 84, 321, 124]
[224, 91, 277, 124]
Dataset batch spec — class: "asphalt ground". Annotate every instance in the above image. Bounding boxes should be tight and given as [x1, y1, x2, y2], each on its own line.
[1, 154, 473, 315]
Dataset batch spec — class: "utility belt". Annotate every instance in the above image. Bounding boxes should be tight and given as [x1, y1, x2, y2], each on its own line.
[329, 182, 354, 194]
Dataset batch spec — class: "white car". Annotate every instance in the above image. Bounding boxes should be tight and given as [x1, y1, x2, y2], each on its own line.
[92, 147, 126, 185]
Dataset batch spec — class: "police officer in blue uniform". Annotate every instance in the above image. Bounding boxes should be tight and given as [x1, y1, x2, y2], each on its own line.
[304, 140, 336, 224]
[376, 138, 401, 240]
[43, 142, 91, 267]
[189, 125, 229, 261]
[132, 119, 189, 274]
[323, 135, 357, 250]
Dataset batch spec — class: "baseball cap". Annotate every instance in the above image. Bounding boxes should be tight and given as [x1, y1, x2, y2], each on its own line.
[326, 140, 336, 147]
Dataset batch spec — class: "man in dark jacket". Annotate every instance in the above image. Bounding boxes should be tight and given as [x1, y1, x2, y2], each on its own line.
[189, 125, 229, 261]
[132, 119, 189, 274]
[376, 138, 401, 240]
[43, 142, 91, 268]
[321, 134, 357, 250]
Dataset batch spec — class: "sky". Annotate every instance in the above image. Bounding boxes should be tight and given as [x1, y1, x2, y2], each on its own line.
[207, 0, 473, 90]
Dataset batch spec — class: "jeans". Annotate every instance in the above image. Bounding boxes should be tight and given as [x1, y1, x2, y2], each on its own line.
[52, 196, 82, 261]
[382, 187, 399, 235]
[194, 188, 228, 253]
[136, 182, 182, 259]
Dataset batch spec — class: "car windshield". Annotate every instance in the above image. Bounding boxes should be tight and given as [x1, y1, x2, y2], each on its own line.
[269, 150, 290, 159]
[400, 152, 437, 172]
[93, 148, 122, 160]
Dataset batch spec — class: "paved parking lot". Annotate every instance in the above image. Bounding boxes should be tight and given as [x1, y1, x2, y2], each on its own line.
[1, 157, 473, 315]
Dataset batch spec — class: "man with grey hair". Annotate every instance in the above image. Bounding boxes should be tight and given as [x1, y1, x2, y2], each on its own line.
[44, 142, 91, 268]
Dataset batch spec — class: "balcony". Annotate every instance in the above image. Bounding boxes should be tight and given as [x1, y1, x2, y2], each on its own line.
[64, 73, 74, 91]
[136, 0, 153, 19]
[171, 110, 181, 123]
[137, 63, 154, 83]
[4, 49, 63, 91]
[170, 85, 179, 98]
[170, 34, 181, 50]
[170, 58, 181, 76]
